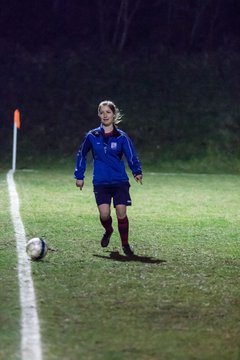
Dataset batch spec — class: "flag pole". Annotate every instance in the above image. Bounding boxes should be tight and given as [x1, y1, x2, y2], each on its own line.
[12, 109, 20, 172]
[12, 121, 17, 172]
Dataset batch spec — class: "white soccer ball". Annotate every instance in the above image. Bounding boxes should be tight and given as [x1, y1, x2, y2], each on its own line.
[26, 237, 48, 261]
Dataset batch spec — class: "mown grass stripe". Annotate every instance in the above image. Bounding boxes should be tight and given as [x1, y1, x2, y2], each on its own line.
[7, 170, 43, 360]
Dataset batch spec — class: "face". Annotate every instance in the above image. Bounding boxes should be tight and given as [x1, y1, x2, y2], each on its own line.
[98, 105, 115, 127]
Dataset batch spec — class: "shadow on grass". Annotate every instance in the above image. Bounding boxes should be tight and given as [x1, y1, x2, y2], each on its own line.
[93, 251, 166, 264]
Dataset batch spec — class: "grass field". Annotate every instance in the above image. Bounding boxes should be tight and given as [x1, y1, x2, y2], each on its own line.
[1, 163, 240, 360]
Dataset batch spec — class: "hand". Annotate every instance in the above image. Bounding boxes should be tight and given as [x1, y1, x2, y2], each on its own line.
[134, 174, 143, 184]
[76, 179, 84, 190]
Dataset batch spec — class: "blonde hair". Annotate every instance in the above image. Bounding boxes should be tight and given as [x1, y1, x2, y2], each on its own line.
[98, 100, 123, 125]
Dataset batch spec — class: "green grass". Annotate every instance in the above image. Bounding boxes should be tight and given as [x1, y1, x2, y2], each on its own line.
[0, 173, 21, 360]
[1, 164, 240, 360]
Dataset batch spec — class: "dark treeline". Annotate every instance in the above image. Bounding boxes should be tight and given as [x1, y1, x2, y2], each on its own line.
[1, 0, 240, 54]
[1, 1, 240, 164]
[1, 48, 240, 163]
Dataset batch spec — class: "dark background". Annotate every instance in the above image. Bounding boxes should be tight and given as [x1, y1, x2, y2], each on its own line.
[1, 0, 240, 167]
[1, 0, 240, 54]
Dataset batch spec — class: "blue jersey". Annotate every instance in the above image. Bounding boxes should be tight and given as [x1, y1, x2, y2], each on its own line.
[74, 124, 142, 185]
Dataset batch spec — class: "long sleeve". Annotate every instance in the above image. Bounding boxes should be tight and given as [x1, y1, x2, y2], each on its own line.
[74, 134, 92, 180]
[122, 135, 142, 177]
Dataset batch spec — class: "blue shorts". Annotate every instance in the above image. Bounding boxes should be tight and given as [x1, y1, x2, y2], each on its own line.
[93, 182, 131, 207]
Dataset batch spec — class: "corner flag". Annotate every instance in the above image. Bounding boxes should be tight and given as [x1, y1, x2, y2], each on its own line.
[14, 109, 21, 129]
[12, 109, 21, 172]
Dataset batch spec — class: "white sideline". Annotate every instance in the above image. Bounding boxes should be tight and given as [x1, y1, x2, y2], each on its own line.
[7, 170, 43, 360]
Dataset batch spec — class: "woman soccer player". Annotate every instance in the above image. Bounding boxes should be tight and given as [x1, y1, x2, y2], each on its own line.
[74, 100, 142, 256]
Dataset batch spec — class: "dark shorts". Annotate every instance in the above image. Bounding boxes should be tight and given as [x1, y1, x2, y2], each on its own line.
[93, 182, 131, 207]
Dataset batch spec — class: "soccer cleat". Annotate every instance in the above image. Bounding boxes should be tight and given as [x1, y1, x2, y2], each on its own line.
[101, 231, 113, 248]
[122, 244, 134, 257]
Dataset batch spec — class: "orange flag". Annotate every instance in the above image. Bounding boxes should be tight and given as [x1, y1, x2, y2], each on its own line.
[14, 109, 20, 129]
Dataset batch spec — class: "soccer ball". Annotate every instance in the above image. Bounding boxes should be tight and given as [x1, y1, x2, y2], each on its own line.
[26, 237, 48, 261]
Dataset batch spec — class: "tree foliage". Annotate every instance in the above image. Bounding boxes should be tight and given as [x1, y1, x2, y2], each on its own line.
[1, 1, 240, 163]
[1, 48, 240, 161]
[0, 0, 240, 53]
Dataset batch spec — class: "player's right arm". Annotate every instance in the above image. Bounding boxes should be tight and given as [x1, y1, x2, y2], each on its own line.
[76, 179, 84, 190]
[74, 134, 92, 186]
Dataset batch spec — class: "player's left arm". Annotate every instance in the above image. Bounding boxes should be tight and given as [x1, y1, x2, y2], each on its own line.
[122, 135, 143, 182]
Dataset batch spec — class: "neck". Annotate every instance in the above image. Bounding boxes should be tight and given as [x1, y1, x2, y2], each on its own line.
[103, 124, 114, 133]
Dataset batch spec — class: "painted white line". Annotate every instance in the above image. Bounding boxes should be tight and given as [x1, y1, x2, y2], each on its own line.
[148, 172, 227, 176]
[7, 170, 43, 360]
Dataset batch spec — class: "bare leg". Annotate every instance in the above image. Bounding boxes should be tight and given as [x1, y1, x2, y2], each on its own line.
[98, 204, 111, 220]
[115, 204, 127, 219]
[98, 204, 113, 247]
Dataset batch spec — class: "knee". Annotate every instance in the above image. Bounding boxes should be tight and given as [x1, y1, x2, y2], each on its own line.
[100, 214, 110, 222]
[100, 210, 111, 221]
[116, 207, 127, 220]
[98, 205, 111, 221]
